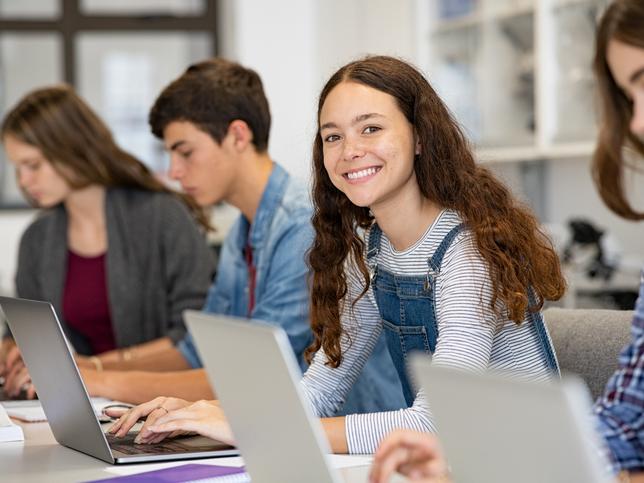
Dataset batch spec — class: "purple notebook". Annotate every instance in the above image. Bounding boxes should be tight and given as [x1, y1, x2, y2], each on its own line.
[87, 463, 248, 482]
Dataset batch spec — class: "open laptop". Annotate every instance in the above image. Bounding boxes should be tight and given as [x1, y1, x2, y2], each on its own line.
[0, 296, 238, 464]
[410, 355, 612, 483]
[185, 310, 357, 483]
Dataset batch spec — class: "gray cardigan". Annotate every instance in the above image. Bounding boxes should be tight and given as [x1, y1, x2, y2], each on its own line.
[12, 188, 215, 354]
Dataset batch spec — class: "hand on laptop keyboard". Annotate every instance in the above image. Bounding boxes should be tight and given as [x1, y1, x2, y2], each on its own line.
[108, 397, 235, 447]
[107, 396, 193, 441]
[0, 343, 38, 400]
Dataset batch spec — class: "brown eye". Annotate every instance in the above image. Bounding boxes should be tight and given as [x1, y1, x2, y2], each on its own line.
[324, 134, 340, 143]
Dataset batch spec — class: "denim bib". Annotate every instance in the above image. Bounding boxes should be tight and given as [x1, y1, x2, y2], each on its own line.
[366, 223, 560, 406]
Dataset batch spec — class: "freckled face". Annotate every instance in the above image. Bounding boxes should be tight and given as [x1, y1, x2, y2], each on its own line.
[319, 81, 420, 213]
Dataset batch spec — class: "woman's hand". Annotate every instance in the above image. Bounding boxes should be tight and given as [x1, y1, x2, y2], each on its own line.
[2, 344, 36, 399]
[138, 399, 234, 445]
[369, 430, 451, 483]
[74, 355, 94, 369]
[0, 338, 16, 375]
[107, 396, 192, 441]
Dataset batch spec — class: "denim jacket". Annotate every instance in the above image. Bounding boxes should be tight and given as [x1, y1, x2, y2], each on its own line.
[178, 163, 406, 415]
[178, 163, 313, 371]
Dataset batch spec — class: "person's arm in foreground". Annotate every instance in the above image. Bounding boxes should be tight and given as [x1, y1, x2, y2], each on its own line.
[369, 430, 451, 483]
[83, 367, 213, 404]
[75, 337, 183, 371]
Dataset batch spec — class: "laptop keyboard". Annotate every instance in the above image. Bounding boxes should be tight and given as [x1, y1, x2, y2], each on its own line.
[105, 432, 216, 456]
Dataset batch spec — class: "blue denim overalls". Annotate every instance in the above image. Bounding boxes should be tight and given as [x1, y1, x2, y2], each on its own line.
[366, 223, 560, 406]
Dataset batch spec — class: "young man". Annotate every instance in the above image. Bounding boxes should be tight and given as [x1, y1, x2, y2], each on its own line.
[76, 58, 405, 414]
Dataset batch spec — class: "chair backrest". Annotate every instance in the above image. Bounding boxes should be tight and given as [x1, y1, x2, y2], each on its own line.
[543, 308, 632, 401]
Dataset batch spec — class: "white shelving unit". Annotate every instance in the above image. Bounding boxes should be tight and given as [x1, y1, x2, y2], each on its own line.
[414, 0, 644, 310]
[415, 0, 607, 163]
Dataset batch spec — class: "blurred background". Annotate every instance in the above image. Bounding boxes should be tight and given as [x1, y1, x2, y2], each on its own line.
[0, 0, 641, 309]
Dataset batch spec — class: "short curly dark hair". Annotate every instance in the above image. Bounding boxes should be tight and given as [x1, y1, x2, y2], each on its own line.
[149, 58, 271, 152]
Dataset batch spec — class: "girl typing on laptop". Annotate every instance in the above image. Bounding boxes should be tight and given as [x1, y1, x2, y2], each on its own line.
[0, 85, 214, 398]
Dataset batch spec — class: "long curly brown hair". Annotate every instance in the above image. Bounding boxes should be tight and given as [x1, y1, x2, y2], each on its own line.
[592, 0, 644, 221]
[306, 56, 566, 367]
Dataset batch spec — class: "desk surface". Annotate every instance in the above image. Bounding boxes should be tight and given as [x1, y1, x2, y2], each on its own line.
[0, 420, 378, 483]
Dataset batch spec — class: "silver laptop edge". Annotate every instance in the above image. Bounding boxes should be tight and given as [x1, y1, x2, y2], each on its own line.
[0, 296, 237, 464]
[184, 310, 343, 483]
[410, 354, 611, 483]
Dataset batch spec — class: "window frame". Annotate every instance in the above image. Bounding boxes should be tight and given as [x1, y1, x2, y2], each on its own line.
[0, 0, 219, 209]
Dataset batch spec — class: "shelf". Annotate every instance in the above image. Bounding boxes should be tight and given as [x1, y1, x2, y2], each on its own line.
[432, 12, 482, 34]
[476, 146, 541, 163]
[424, 1, 602, 166]
[544, 141, 596, 159]
[475, 140, 596, 163]
[490, 3, 535, 22]
[432, 3, 534, 34]
[552, 0, 599, 10]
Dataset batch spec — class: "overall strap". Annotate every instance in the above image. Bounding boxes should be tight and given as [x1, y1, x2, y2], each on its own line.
[427, 223, 465, 273]
[366, 224, 383, 280]
[528, 288, 561, 376]
[366, 223, 382, 263]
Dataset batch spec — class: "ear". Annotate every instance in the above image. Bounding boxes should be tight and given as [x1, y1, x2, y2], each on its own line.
[226, 120, 254, 152]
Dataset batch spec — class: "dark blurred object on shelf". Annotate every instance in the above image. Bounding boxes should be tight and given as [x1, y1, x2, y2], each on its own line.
[563, 218, 615, 281]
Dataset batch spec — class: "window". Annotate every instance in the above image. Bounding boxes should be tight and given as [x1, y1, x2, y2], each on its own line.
[0, 0, 218, 208]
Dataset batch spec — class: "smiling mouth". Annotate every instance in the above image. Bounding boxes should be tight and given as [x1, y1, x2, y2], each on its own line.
[344, 166, 381, 180]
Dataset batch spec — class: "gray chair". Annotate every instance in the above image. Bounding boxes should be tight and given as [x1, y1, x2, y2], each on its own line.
[543, 308, 633, 401]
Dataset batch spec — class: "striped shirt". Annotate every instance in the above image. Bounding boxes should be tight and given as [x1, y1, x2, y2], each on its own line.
[301, 210, 555, 454]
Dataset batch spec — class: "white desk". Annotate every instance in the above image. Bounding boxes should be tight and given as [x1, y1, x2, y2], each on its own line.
[0, 420, 378, 483]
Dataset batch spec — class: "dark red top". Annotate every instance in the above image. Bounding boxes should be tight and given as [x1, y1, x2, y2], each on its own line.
[62, 250, 116, 354]
[244, 241, 257, 317]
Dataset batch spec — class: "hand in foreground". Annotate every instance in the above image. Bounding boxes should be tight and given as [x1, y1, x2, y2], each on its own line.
[107, 396, 193, 441]
[369, 430, 451, 483]
[136, 399, 234, 446]
[0, 338, 14, 375]
[2, 344, 36, 399]
[74, 355, 94, 369]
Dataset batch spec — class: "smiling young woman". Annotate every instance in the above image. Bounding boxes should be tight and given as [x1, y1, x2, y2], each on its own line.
[301, 55, 566, 454]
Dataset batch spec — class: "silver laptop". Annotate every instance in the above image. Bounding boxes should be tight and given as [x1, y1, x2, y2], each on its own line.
[185, 310, 351, 483]
[410, 355, 612, 483]
[0, 296, 238, 464]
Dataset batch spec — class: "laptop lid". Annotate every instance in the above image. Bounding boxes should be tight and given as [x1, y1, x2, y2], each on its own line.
[0, 296, 237, 464]
[410, 355, 611, 483]
[184, 310, 342, 483]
